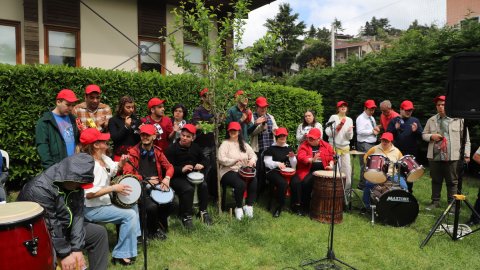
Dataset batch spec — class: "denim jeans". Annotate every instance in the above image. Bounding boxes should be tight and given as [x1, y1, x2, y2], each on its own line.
[363, 174, 407, 208]
[85, 204, 141, 259]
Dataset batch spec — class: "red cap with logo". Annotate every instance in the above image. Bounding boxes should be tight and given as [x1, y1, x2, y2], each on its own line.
[200, 88, 208, 97]
[380, 132, 394, 142]
[148, 97, 165, 109]
[227, 122, 241, 131]
[85, 84, 101, 94]
[364, 100, 377, 109]
[80, 128, 110, 145]
[275, 127, 288, 136]
[337, 101, 348, 108]
[234, 90, 245, 98]
[307, 128, 321, 140]
[434, 95, 445, 103]
[140, 124, 157, 135]
[182, 123, 197, 134]
[56, 89, 79, 103]
[400, 100, 414, 110]
[255, 97, 269, 107]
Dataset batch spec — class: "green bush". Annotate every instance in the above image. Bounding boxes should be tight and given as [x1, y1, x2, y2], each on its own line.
[0, 64, 322, 185]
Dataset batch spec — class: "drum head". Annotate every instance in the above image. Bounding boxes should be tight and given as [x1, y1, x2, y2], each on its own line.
[376, 189, 419, 227]
[117, 177, 142, 205]
[0, 202, 44, 225]
[151, 189, 175, 204]
[187, 172, 204, 184]
[313, 170, 334, 178]
[406, 166, 425, 182]
[364, 170, 387, 184]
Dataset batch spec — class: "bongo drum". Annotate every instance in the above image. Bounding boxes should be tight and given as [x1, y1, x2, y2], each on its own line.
[111, 175, 142, 208]
[364, 154, 390, 184]
[187, 171, 204, 205]
[280, 167, 296, 196]
[0, 202, 54, 270]
[310, 170, 345, 224]
[398, 155, 424, 183]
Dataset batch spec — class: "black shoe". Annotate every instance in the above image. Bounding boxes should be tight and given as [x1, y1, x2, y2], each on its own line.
[291, 205, 304, 216]
[182, 216, 194, 230]
[361, 207, 372, 215]
[111, 257, 134, 266]
[273, 208, 282, 218]
[149, 229, 167, 241]
[197, 210, 213, 226]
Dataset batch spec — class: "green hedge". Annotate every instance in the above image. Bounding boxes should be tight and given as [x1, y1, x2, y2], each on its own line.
[0, 64, 322, 185]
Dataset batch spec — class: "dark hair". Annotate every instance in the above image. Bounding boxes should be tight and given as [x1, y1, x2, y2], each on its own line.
[302, 110, 317, 128]
[238, 131, 246, 153]
[116, 96, 136, 117]
[171, 103, 188, 119]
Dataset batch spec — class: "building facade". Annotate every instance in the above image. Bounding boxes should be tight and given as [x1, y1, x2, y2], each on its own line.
[447, 0, 480, 26]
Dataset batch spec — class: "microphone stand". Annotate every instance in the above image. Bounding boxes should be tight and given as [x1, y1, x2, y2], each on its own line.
[301, 122, 356, 269]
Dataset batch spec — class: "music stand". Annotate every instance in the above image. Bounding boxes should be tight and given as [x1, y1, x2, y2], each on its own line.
[301, 122, 356, 269]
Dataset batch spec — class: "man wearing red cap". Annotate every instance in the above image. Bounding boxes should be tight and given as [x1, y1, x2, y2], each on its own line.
[387, 100, 423, 193]
[379, 100, 399, 131]
[73, 84, 112, 132]
[296, 128, 335, 212]
[36, 89, 80, 169]
[141, 97, 173, 151]
[123, 124, 174, 238]
[356, 99, 381, 189]
[362, 132, 406, 211]
[165, 124, 212, 228]
[423, 95, 470, 210]
[248, 96, 278, 194]
[226, 90, 253, 143]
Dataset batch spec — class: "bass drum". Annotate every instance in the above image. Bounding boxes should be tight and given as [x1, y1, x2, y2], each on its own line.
[0, 202, 54, 270]
[371, 183, 419, 227]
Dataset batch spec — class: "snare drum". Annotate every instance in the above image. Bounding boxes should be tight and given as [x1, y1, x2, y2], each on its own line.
[151, 188, 175, 205]
[371, 182, 419, 227]
[187, 172, 204, 205]
[111, 175, 142, 208]
[398, 155, 424, 183]
[311, 170, 345, 224]
[364, 154, 390, 184]
[0, 202, 54, 270]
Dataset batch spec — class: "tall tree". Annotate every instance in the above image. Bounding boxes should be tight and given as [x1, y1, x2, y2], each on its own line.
[361, 16, 401, 37]
[316, 26, 331, 43]
[264, 3, 306, 74]
[307, 24, 317, 39]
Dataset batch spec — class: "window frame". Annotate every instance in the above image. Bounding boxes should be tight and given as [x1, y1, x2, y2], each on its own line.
[44, 25, 81, 67]
[138, 36, 165, 74]
[0, 19, 21, 64]
[183, 41, 206, 71]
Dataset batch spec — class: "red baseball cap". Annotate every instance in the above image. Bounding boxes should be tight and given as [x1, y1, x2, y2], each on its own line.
[434, 95, 445, 103]
[181, 123, 197, 134]
[80, 128, 110, 145]
[200, 88, 208, 97]
[85, 84, 101, 95]
[337, 101, 348, 108]
[227, 122, 241, 131]
[255, 97, 269, 107]
[275, 127, 288, 137]
[139, 124, 157, 135]
[307, 128, 321, 140]
[148, 97, 165, 109]
[380, 132, 394, 142]
[364, 100, 377, 109]
[400, 100, 414, 110]
[56, 89, 79, 103]
[234, 90, 245, 98]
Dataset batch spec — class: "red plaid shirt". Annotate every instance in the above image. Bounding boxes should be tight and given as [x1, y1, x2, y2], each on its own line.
[73, 102, 112, 132]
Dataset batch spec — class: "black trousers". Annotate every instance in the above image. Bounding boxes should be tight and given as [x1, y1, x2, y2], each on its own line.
[267, 170, 298, 208]
[290, 172, 315, 211]
[140, 195, 171, 235]
[170, 176, 209, 217]
[221, 171, 258, 208]
[83, 222, 109, 270]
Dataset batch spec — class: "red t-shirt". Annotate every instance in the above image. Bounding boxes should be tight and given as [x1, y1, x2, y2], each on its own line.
[380, 110, 399, 131]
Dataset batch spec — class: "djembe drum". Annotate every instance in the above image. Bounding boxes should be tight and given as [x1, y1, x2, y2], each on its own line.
[310, 170, 346, 224]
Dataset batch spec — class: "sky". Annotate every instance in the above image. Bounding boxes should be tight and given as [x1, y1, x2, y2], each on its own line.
[241, 0, 446, 48]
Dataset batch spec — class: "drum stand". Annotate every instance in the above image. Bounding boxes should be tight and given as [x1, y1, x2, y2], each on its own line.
[301, 123, 356, 270]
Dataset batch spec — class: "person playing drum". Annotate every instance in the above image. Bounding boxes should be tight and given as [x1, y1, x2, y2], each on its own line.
[79, 128, 141, 266]
[218, 122, 257, 220]
[296, 110, 323, 145]
[296, 128, 335, 214]
[325, 101, 354, 191]
[165, 124, 213, 228]
[17, 153, 109, 270]
[123, 124, 174, 239]
[263, 127, 298, 217]
[362, 132, 407, 212]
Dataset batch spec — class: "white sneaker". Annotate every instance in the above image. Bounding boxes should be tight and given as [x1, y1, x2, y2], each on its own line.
[243, 205, 253, 218]
[234, 207, 244, 220]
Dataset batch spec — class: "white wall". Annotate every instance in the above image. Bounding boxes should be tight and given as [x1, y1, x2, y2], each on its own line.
[165, 4, 184, 74]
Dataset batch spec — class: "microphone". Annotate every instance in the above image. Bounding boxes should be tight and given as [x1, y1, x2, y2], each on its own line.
[325, 120, 336, 127]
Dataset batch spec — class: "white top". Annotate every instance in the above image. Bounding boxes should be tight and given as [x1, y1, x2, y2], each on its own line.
[356, 111, 377, 143]
[263, 142, 298, 170]
[296, 122, 323, 144]
[324, 114, 354, 148]
[84, 155, 119, 208]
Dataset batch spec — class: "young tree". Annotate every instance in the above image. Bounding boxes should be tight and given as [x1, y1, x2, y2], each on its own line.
[316, 26, 331, 43]
[245, 33, 277, 75]
[307, 24, 317, 39]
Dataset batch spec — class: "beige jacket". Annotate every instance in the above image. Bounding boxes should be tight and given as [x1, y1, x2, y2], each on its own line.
[422, 114, 470, 160]
[218, 140, 257, 179]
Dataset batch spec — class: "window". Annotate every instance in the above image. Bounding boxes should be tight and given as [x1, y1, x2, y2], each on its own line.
[138, 39, 163, 73]
[45, 26, 80, 67]
[184, 43, 204, 71]
[0, 20, 21, 65]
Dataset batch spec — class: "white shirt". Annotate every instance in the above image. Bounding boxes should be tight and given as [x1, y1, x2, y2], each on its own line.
[356, 111, 377, 143]
[84, 155, 119, 207]
[324, 114, 354, 148]
[296, 122, 323, 144]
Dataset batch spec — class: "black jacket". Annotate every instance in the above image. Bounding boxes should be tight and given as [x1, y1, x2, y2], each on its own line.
[165, 141, 207, 178]
[17, 153, 94, 258]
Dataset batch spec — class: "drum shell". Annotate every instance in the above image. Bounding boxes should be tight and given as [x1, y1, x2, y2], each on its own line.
[398, 155, 425, 183]
[0, 206, 54, 270]
[364, 154, 390, 184]
[310, 171, 345, 224]
[371, 183, 419, 227]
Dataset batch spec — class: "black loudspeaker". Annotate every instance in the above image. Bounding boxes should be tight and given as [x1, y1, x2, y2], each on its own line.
[445, 52, 480, 120]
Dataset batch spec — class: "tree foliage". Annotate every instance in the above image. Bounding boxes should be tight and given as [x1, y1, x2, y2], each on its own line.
[361, 17, 401, 37]
[296, 40, 331, 70]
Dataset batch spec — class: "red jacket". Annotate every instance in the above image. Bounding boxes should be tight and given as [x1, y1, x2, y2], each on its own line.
[123, 143, 174, 181]
[296, 140, 334, 181]
[141, 115, 173, 151]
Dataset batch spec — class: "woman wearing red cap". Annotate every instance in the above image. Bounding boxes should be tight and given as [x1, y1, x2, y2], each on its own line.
[325, 101, 354, 191]
[79, 128, 140, 266]
[218, 122, 257, 220]
[263, 127, 298, 217]
[296, 110, 323, 145]
[296, 128, 334, 213]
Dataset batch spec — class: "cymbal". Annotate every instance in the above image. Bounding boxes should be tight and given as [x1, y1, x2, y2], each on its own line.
[349, 150, 365, 155]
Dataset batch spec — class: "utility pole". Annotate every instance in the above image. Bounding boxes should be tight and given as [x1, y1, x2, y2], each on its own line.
[331, 22, 335, 67]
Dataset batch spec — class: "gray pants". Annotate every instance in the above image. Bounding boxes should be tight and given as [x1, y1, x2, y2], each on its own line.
[356, 142, 376, 187]
[83, 222, 109, 270]
[429, 160, 458, 203]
